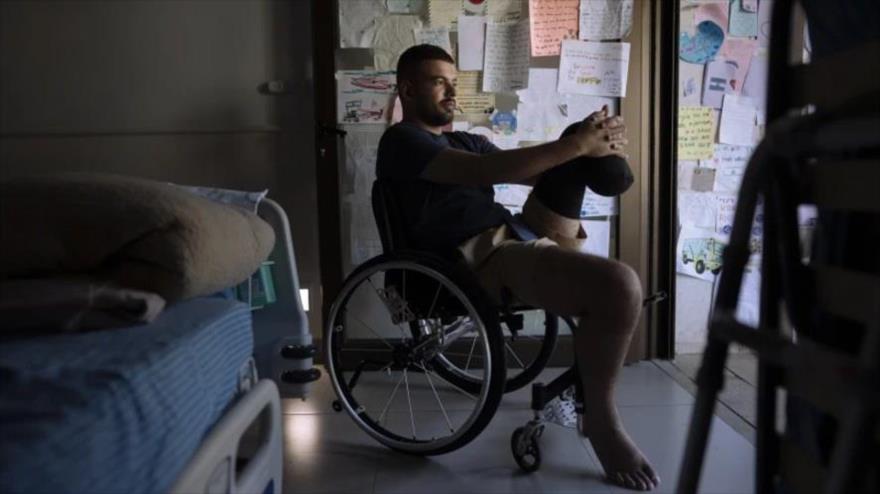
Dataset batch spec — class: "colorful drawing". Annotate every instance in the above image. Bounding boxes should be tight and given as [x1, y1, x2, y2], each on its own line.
[342, 101, 384, 124]
[350, 77, 395, 91]
[679, 21, 724, 64]
[681, 237, 725, 275]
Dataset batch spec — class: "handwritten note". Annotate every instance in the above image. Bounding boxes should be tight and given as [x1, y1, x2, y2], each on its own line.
[457, 15, 486, 70]
[678, 106, 717, 160]
[482, 20, 531, 93]
[414, 26, 452, 54]
[581, 188, 618, 217]
[702, 143, 753, 193]
[729, 0, 758, 37]
[336, 70, 397, 125]
[719, 94, 757, 146]
[678, 191, 717, 229]
[679, 61, 705, 106]
[579, 0, 634, 40]
[455, 71, 496, 114]
[372, 15, 422, 70]
[429, 0, 462, 29]
[715, 193, 738, 236]
[558, 40, 631, 97]
[516, 68, 614, 141]
[488, 0, 523, 22]
[339, 0, 385, 48]
[529, 0, 580, 57]
[702, 59, 735, 108]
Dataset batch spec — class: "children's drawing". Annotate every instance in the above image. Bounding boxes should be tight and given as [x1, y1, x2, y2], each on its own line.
[679, 21, 724, 64]
[681, 237, 725, 275]
[337, 70, 397, 125]
[676, 225, 727, 281]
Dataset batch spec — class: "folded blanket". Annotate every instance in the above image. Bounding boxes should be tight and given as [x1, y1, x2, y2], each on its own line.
[0, 173, 275, 303]
[0, 278, 165, 334]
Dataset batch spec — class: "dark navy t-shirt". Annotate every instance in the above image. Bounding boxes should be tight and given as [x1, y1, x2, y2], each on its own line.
[376, 122, 512, 252]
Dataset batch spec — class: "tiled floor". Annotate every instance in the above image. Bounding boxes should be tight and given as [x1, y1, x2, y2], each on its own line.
[281, 363, 754, 494]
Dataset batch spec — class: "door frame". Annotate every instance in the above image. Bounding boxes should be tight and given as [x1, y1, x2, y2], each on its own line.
[618, 0, 678, 361]
[312, 0, 344, 325]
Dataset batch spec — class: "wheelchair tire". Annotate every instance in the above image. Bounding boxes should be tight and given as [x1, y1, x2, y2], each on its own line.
[424, 310, 563, 393]
[325, 252, 506, 456]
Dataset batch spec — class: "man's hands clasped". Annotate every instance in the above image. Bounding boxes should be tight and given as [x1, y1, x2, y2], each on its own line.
[572, 105, 629, 159]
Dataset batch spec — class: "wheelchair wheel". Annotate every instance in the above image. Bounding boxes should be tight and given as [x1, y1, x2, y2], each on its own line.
[424, 310, 564, 393]
[325, 252, 506, 456]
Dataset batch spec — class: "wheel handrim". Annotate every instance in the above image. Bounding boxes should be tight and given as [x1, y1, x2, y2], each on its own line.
[325, 260, 499, 454]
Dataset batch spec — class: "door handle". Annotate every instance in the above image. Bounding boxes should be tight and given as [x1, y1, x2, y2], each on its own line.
[258, 80, 294, 95]
[316, 123, 346, 159]
[316, 123, 347, 139]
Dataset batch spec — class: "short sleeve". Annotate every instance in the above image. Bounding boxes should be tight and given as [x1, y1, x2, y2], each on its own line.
[376, 124, 448, 181]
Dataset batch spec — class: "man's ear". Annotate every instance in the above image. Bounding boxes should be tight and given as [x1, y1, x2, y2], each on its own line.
[398, 80, 414, 101]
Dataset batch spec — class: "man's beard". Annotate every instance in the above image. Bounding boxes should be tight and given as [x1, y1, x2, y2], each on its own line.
[417, 101, 454, 126]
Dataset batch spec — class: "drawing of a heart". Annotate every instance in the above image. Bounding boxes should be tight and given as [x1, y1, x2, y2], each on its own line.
[679, 21, 725, 64]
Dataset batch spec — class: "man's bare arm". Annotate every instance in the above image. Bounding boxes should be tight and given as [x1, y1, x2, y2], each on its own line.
[422, 137, 583, 186]
[421, 113, 627, 186]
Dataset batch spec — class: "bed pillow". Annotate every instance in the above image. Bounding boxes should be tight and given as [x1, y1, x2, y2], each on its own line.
[0, 173, 275, 303]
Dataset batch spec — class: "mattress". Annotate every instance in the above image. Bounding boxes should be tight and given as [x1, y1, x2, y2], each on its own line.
[0, 297, 253, 494]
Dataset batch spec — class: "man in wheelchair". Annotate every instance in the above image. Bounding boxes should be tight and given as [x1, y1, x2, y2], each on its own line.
[375, 44, 659, 491]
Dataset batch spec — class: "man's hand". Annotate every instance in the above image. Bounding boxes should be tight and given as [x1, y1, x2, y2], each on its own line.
[572, 105, 628, 159]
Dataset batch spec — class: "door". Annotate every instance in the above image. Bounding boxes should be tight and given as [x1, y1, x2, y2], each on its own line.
[314, 0, 666, 362]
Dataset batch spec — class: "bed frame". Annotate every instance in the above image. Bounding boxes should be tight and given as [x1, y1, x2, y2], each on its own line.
[169, 379, 283, 494]
[171, 197, 315, 493]
[253, 198, 319, 399]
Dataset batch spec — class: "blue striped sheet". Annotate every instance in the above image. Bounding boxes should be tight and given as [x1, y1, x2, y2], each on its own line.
[0, 298, 253, 494]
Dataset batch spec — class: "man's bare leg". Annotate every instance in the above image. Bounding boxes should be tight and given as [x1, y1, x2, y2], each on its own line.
[520, 197, 660, 491]
[571, 272, 660, 491]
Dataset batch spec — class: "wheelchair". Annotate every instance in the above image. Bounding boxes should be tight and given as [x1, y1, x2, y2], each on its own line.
[325, 179, 575, 456]
[326, 180, 662, 469]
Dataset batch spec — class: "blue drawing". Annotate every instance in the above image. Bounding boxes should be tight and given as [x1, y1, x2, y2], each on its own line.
[679, 21, 725, 64]
[490, 110, 517, 135]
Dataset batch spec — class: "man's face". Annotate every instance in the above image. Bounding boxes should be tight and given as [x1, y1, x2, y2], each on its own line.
[403, 59, 457, 127]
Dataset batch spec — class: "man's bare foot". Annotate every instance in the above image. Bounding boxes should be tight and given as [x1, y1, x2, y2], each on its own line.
[579, 416, 660, 491]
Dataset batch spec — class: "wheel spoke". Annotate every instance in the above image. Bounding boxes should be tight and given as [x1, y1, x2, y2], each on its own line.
[377, 372, 405, 424]
[505, 341, 527, 369]
[425, 281, 443, 321]
[350, 313, 395, 350]
[417, 363, 454, 433]
[464, 335, 478, 372]
[403, 369, 417, 438]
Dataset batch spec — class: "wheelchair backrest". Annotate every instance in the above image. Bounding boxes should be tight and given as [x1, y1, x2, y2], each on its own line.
[371, 179, 410, 253]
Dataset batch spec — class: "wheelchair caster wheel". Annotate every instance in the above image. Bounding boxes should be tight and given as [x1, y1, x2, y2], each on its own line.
[331, 400, 343, 412]
[511, 426, 542, 473]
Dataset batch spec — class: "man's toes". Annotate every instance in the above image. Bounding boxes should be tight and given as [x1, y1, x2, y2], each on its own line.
[633, 471, 653, 491]
[642, 464, 660, 487]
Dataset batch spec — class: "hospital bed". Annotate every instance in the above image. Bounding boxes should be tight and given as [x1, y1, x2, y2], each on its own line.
[0, 194, 314, 494]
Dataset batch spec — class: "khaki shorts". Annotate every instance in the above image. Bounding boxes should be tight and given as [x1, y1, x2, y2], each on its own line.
[457, 224, 598, 316]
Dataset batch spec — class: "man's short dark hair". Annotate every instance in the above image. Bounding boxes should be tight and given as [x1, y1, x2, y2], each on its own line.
[396, 44, 455, 86]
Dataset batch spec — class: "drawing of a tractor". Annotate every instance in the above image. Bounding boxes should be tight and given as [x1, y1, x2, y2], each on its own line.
[682, 237, 725, 275]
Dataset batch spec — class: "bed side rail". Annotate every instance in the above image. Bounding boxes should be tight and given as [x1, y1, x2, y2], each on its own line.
[169, 379, 283, 494]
